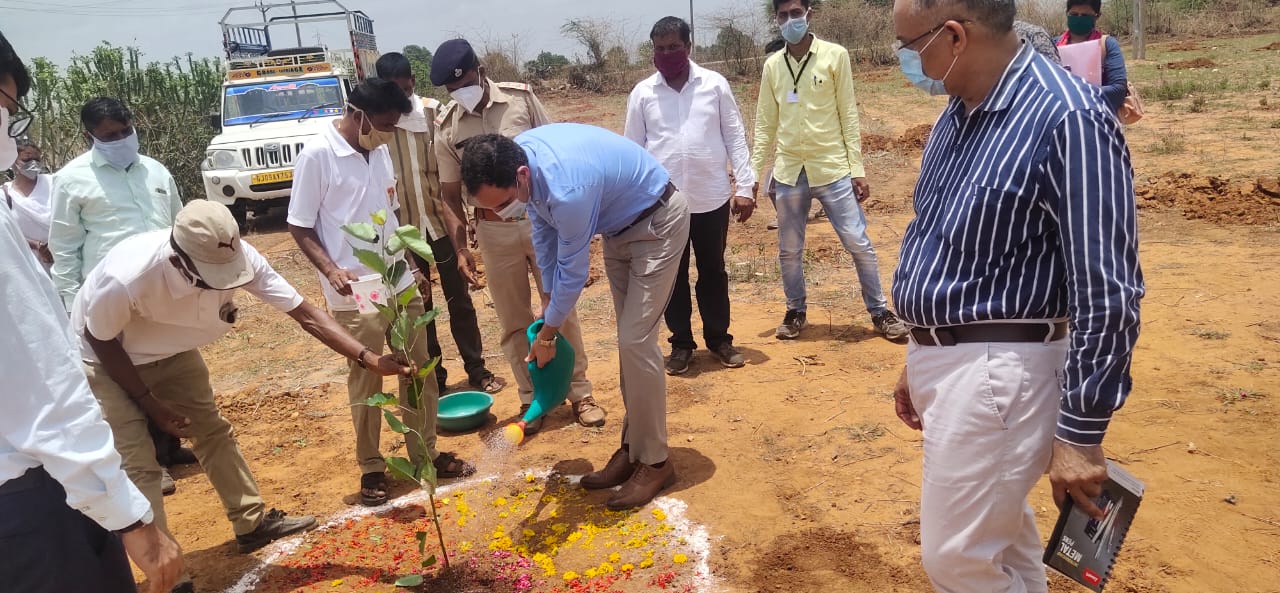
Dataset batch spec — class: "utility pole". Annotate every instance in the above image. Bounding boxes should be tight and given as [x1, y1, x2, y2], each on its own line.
[1133, 0, 1146, 60]
[291, 0, 303, 47]
[689, 0, 695, 59]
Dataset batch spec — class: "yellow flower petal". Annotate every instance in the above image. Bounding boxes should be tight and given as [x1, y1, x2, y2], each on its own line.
[673, 553, 688, 564]
[562, 571, 579, 581]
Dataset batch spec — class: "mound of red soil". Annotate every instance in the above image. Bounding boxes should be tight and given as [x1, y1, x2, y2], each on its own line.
[1166, 58, 1217, 70]
[1168, 41, 1204, 52]
[1255, 42, 1280, 51]
[862, 124, 934, 154]
[1136, 172, 1280, 226]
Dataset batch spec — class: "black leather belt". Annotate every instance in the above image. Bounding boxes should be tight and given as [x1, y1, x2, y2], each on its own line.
[612, 182, 676, 237]
[910, 321, 1068, 346]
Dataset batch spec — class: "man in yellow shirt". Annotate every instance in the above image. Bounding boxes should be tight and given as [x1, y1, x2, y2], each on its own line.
[752, 0, 908, 341]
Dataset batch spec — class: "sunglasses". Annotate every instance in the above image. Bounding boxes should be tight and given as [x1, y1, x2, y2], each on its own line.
[0, 87, 33, 139]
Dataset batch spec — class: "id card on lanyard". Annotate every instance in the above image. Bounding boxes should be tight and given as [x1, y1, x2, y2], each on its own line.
[784, 50, 814, 104]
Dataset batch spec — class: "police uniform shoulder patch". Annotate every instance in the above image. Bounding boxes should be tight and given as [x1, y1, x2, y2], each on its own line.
[496, 81, 531, 93]
[435, 100, 459, 126]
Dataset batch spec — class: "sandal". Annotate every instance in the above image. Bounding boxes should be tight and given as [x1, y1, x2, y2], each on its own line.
[359, 471, 389, 506]
[433, 452, 476, 479]
[471, 373, 507, 395]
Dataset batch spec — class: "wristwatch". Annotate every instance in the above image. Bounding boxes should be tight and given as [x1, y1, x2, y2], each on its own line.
[355, 347, 374, 369]
[535, 334, 557, 348]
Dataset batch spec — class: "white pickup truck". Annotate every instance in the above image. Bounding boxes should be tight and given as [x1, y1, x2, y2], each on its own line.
[201, 1, 378, 225]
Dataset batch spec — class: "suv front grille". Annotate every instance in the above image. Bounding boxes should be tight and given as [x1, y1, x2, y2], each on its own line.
[240, 142, 307, 169]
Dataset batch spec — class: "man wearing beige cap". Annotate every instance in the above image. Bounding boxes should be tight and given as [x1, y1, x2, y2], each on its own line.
[71, 200, 412, 586]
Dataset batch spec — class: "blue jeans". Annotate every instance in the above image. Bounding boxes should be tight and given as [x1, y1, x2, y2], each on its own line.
[775, 169, 889, 315]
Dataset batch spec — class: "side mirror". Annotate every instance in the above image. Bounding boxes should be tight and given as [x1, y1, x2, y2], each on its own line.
[208, 113, 222, 131]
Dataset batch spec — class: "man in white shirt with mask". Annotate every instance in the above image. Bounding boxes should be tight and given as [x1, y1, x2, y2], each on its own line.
[2, 137, 52, 268]
[0, 29, 184, 593]
[48, 95, 193, 497]
[625, 16, 756, 375]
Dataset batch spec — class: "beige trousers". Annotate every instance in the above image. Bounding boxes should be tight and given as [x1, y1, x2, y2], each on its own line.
[602, 191, 690, 465]
[475, 217, 591, 405]
[86, 350, 264, 537]
[333, 296, 438, 475]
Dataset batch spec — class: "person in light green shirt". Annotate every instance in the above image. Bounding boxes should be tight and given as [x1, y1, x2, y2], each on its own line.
[49, 97, 181, 311]
[751, 0, 908, 342]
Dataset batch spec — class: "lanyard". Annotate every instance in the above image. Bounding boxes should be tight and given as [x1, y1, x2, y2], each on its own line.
[783, 50, 815, 94]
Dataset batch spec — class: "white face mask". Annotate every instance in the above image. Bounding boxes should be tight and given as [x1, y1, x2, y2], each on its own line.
[493, 178, 527, 219]
[396, 94, 431, 133]
[93, 130, 140, 169]
[0, 109, 17, 170]
[450, 84, 485, 114]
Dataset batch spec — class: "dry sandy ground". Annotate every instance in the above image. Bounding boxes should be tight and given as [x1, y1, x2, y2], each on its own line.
[147, 33, 1279, 593]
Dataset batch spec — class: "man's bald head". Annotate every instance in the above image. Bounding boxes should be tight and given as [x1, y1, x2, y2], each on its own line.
[912, 0, 1017, 33]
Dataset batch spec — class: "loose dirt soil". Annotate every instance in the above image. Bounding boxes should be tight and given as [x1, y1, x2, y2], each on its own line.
[149, 33, 1280, 593]
[1165, 57, 1218, 70]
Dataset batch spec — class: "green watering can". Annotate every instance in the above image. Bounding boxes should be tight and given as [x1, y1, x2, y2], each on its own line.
[502, 319, 574, 445]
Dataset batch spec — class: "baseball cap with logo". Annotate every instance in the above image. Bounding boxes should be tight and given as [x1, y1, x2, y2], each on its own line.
[172, 200, 254, 290]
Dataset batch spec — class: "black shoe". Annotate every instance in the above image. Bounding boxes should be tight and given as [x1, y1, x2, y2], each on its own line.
[169, 446, 198, 466]
[775, 310, 807, 340]
[236, 509, 317, 553]
[161, 468, 177, 496]
[171, 580, 195, 593]
[712, 343, 745, 368]
[665, 347, 693, 375]
[872, 310, 909, 341]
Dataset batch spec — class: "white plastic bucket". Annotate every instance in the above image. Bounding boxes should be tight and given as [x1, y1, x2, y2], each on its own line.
[350, 274, 386, 314]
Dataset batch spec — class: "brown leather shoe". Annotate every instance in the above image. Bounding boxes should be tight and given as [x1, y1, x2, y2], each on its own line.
[606, 461, 676, 511]
[580, 447, 634, 490]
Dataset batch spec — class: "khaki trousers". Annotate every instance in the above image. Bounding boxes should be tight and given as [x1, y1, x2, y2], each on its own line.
[602, 191, 690, 465]
[85, 350, 264, 537]
[333, 296, 438, 475]
[475, 218, 591, 406]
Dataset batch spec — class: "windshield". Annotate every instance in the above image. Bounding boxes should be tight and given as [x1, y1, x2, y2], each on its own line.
[222, 76, 345, 126]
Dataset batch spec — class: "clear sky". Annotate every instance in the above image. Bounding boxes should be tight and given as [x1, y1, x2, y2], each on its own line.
[2, 0, 758, 68]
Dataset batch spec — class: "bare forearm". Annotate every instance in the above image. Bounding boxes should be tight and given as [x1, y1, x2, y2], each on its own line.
[439, 183, 470, 251]
[287, 301, 367, 360]
[289, 224, 339, 275]
[85, 331, 149, 398]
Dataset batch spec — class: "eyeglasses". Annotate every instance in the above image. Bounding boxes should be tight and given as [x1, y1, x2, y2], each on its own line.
[0, 87, 33, 138]
[892, 19, 969, 51]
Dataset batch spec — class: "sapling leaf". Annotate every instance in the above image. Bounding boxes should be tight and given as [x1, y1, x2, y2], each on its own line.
[417, 356, 441, 379]
[420, 453, 438, 490]
[371, 209, 387, 226]
[415, 531, 428, 555]
[374, 302, 396, 322]
[398, 284, 418, 306]
[390, 315, 412, 352]
[395, 226, 435, 264]
[393, 574, 424, 587]
[386, 456, 417, 482]
[352, 247, 388, 276]
[386, 233, 406, 255]
[412, 307, 443, 330]
[388, 260, 408, 287]
[340, 222, 378, 243]
[406, 380, 421, 410]
[365, 393, 398, 407]
[382, 409, 410, 434]
[422, 554, 437, 568]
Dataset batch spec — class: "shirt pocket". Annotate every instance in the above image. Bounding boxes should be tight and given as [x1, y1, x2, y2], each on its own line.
[937, 183, 1024, 255]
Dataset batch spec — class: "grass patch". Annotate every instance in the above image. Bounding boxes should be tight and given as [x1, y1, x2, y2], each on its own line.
[1189, 328, 1231, 340]
[1216, 388, 1266, 406]
[1149, 134, 1188, 154]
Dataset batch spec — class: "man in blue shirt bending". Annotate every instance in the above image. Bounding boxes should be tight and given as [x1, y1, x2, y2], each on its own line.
[461, 124, 689, 510]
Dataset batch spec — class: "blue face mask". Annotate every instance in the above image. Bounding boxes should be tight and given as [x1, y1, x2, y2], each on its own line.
[780, 13, 810, 44]
[896, 28, 956, 96]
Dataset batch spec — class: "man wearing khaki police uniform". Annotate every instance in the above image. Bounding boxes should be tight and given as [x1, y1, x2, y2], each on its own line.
[431, 38, 605, 432]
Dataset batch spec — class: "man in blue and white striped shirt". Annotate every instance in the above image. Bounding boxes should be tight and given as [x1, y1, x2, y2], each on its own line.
[889, 0, 1143, 591]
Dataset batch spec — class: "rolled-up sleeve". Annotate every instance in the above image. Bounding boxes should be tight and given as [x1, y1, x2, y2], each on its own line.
[540, 186, 601, 328]
[1044, 108, 1144, 445]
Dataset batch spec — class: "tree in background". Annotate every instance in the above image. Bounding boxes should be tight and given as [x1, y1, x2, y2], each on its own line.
[524, 51, 570, 80]
[402, 44, 444, 99]
[27, 43, 221, 202]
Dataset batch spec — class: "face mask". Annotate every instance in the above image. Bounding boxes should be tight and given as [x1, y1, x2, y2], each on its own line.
[0, 109, 17, 170]
[450, 84, 485, 114]
[653, 48, 690, 81]
[896, 28, 957, 96]
[353, 109, 392, 151]
[780, 13, 810, 45]
[396, 94, 431, 133]
[16, 159, 42, 180]
[493, 178, 526, 219]
[93, 130, 140, 169]
[1067, 14, 1098, 36]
